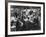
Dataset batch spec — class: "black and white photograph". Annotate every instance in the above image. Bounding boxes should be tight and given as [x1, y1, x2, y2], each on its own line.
[8, 2, 45, 35]
[11, 6, 41, 31]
